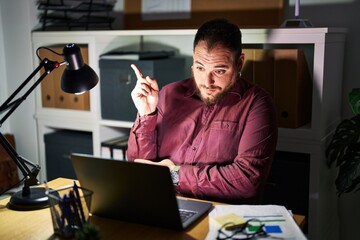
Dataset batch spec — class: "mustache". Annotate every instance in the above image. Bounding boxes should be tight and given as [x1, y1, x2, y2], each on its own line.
[199, 84, 221, 90]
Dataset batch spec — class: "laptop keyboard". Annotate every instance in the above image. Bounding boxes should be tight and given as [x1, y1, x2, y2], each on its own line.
[179, 209, 197, 223]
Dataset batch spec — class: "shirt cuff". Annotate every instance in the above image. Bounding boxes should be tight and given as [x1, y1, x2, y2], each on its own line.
[132, 112, 158, 133]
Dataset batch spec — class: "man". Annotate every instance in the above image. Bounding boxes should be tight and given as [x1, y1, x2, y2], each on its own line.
[127, 18, 277, 204]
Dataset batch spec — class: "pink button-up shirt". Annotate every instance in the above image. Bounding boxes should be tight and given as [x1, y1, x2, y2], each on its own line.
[127, 78, 277, 204]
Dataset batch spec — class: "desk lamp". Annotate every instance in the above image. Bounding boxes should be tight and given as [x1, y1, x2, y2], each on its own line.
[281, 0, 313, 28]
[0, 43, 99, 210]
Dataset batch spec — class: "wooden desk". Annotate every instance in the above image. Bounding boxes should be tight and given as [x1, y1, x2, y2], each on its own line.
[0, 178, 305, 240]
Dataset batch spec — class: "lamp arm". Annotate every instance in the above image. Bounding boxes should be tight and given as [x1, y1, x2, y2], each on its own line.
[0, 63, 43, 114]
[0, 59, 60, 124]
[0, 133, 36, 181]
[0, 58, 60, 189]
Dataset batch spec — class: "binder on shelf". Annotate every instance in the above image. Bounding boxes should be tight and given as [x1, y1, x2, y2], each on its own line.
[112, 139, 128, 161]
[101, 144, 112, 159]
[101, 135, 129, 160]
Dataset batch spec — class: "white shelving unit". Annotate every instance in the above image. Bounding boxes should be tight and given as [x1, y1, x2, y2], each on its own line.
[32, 28, 346, 240]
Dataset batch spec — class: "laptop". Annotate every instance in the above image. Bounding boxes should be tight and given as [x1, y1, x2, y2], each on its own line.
[70, 153, 212, 230]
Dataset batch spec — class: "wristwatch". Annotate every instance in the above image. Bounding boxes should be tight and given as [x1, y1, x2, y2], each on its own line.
[170, 165, 180, 185]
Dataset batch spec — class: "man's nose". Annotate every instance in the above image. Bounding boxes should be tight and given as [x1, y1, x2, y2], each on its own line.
[204, 72, 215, 87]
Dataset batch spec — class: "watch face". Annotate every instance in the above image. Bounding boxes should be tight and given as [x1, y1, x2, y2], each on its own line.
[171, 170, 179, 184]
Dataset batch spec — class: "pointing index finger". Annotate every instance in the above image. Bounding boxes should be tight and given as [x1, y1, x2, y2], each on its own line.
[131, 64, 144, 79]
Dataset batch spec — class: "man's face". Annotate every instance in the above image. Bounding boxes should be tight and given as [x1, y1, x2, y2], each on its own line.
[192, 40, 243, 105]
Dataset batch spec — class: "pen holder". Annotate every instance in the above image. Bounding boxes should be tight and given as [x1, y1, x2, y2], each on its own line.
[47, 184, 93, 238]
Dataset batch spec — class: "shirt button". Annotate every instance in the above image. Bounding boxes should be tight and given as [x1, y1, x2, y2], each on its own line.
[221, 122, 229, 128]
[192, 147, 196, 151]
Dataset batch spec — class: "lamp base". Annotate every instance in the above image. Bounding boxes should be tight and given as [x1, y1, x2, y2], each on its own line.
[280, 18, 313, 28]
[7, 187, 50, 211]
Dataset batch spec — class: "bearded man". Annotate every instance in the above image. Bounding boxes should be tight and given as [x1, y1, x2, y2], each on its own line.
[127, 18, 277, 204]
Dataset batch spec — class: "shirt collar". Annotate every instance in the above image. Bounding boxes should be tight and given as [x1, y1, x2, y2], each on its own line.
[228, 79, 244, 100]
[185, 78, 198, 98]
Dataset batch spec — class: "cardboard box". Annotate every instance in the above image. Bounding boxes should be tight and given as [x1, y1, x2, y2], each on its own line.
[242, 48, 312, 128]
[273, 49, 312, 128]
[124, 0, 285, 29]
[243, 49, 276, 98]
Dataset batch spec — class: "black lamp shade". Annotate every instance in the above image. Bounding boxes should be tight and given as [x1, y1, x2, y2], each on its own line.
[61, 44, 99, 94]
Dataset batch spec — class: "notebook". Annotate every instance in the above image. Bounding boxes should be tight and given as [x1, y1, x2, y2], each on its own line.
[70, 153, 212, 230]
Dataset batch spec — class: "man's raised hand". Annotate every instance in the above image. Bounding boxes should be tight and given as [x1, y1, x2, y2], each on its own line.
[130, 64, 159, 116]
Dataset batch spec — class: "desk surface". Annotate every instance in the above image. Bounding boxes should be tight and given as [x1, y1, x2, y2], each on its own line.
[0, 178, 305, 240]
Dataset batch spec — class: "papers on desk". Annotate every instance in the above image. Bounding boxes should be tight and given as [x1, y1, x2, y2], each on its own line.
[206, 205, 307, 240]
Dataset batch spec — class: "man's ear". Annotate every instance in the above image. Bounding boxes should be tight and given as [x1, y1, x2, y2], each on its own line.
[237, 53, 245, 72]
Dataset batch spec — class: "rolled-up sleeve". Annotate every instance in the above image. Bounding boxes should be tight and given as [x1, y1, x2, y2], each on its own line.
[127, 113, 158, 161]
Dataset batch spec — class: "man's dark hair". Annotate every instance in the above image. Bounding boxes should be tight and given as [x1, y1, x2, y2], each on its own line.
[193, 18, 242, 63]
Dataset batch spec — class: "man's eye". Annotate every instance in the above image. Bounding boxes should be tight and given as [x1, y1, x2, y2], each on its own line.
[196, 66, 205, 71]
[214, 70, 226, 75]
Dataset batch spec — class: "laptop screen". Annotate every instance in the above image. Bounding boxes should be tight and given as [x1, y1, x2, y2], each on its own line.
[71, 153, 212, 230]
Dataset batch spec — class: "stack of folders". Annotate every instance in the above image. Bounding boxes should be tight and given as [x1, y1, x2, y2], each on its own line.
[101, 135, 129, 161]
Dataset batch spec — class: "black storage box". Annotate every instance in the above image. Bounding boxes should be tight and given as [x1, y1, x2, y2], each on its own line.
[99, 57, 186, 121]
[44, 130, 93, 181]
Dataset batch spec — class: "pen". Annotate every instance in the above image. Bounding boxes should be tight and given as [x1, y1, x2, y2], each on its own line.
[58, 197, 67, 232]
[73, 181, 86, 223]
[243, 215, 284, 218]
[45, 181, 63, 230]
[62, 194, 74, 228]
[69, 190, 82, 228]
[261, 219, 286, 222]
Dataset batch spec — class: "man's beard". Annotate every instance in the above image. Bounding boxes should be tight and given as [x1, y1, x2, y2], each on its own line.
[196, 80, 236, 105]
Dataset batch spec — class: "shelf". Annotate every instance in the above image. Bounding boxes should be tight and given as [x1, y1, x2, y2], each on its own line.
[38, 1, 115, 12]
[31, 28, 347, 142]
[100, 119, 134, 129]
[37, 0, 115, 30]
[32, 28, 346, 240]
